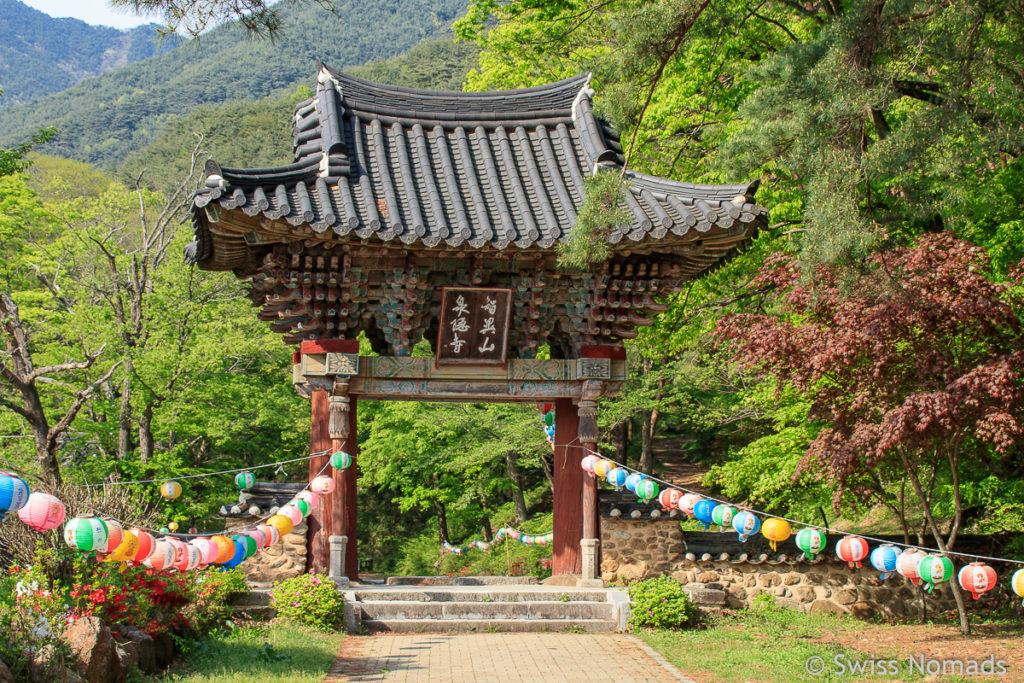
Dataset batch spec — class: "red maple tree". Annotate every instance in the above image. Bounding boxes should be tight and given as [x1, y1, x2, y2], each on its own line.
[716, 232, 1024, 633]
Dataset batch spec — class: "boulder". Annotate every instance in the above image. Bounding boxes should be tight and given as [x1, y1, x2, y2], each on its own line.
[112, 626, 156, 674]
[61, 617, 123, 683]
[153, 632, 175, 669]
[849, 601, 878, 621]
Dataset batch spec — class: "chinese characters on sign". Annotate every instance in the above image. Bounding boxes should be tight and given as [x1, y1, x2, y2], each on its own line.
[436, 288, 512, 365]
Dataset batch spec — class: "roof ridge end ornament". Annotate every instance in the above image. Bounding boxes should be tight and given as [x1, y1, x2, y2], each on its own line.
[203, 159, 228, 190]
[570, 72, 596, 124]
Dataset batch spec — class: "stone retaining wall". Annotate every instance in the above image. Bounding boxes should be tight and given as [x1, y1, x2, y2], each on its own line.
[600, 517, 1004, 617]
[224, 519, 307, 583]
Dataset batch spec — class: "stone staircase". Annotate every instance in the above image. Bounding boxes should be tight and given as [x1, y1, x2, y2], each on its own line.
[346, 577, 630, 633]
[230, 586, 276, 621]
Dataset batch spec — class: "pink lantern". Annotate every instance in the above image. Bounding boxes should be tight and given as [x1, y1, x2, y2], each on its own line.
[295, 490, 319, 511]
[17, 492, 65, 532]
[580, 455, 600, 475]
[278, 503, 304, 526]
[101, 519, 124, 554]
[144, 540, 175, 571]
[257, 523, 280, 547]
[243, 527, 268, 549]
[896, 549, 926, 586]
[677, 493, 702, 517]
[131, 529, 155, 563]
[192, 537, 220, 566]
[311, 476, 334, 494]
[182, 543, 203, 571]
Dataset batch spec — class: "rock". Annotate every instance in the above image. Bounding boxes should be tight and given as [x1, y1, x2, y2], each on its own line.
[616, 562, 649, 582]
[153, 633, 175, 669]
[601, 560, 620, 574]
[793, 586, 816, 602]
[758, 572, 781, 588]
[670, 570, 693, 584]
[61, 617, 123, 683]
[696, 571, 719, 583]
[833, 588, 858, 605]
[0, 656, 14, 683]
[783, 574, 802, 586]
[849, 601, 877, 620]
[809, 599, 846, 615]
[113, 627, 156, 674]
[115, 645, 137, 677]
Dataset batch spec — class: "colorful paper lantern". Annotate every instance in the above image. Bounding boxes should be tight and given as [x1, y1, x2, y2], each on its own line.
[543, 411, 555, 427]
[635, 479, 659, 503]
[267, 514, 294, 537]
[292, 498, 311, 517]
[17, 492, 65, 532]
[63, 515, 108, 554]
[0, 472, 30, 520]
[795, 528, 827, 560]
[311, 476, 334, 495]
[192, 537, 220, 565]
[145, 540, 175, 570]
[257, 523, 280, 547]
[870, 544, 901, 580]
[896, 549, 926, 586]
[278, 503, 304, 526]
[183, 543, 203, 571]
[658, 488, 682, 511]
[107, 530, 139, 563]
[918, 555, 954, 593]
[131, 529, 155, 563]
[210, 534, 236, 564]
[243, 527, 268, 549]
[835, 535, 870, 569]
[711, 505, 736, 530]
[295, 490, 319, 511]
[592, 459, 614, 479]
[232, 534, 258, 560]
[331, 451, 352, 470]
[168, 521, 179, 532]
[165, 537, 188, 570]
[580, 455, 600, 475]
[678, 493, 702, 517]
[693, 500, 718, 530]
[160, 481, 182, 501]
[624, 473, 646, 492]
[761, 518, 791, 551]
[101, 519, 124, 554]
[235, 472, 256, 490]
[958, 562, 997, 600]
[732, 511, 760, 542]
[1010, 568, 1024, 605]
[606, 468, 628, 490]
[221, 540, 247, 569]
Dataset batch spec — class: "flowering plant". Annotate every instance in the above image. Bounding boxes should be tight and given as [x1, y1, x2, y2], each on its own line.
[270, 572, 344, 631]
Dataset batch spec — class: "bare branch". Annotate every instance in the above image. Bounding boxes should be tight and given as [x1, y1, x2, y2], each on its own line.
[47, 360, 123, 451]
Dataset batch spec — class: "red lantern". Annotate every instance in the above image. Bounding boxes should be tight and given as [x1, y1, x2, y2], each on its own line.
[658, 488, 682, 511]
[131, 529, 155, 563]
[835, 535, 870, 569]
[145, 540, 175, 571]
[958, 562, 997, 600]
[101, 519, 124, 555]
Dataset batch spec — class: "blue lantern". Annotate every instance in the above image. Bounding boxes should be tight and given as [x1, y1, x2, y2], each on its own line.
[732, 511, 761, 542]
[0, 472, 30, 521]
[624, 473, 646, 492]
[870, 544, 902, 580]
[220, 539, 246, 569]
[693, 499, 718, 530]
[606, 468, 628, 490]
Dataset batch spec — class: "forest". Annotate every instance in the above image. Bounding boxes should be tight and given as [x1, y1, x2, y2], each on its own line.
[2, 0, 1024, 586]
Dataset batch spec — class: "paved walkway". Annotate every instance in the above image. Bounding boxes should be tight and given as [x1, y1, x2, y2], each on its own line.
[323, 633, 693, 683]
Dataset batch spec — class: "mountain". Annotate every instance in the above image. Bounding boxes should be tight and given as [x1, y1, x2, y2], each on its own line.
[0, 0, 175, 107]
[0, 0, 468, 168]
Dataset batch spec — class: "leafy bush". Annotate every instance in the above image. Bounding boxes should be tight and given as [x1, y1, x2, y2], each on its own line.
[628, 577, 698, 630]
[270, 573, 344, 631]
[184, 568, 248, 632]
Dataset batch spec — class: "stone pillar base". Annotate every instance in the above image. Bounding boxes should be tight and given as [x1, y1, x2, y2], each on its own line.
[577, 537, 604, 588]
[329, 535, 349, 587]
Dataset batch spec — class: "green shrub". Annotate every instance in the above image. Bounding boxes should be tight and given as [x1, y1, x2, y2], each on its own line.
[186, 568, 249, 632]
[627, 577, 698, 630]
[270, 573, 344, 631]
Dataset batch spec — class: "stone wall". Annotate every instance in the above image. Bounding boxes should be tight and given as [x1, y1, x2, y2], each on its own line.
[600, 517, 1004, 617]
[225, 518, 307, 583]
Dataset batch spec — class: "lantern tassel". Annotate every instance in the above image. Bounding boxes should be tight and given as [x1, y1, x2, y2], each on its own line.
[769, 540, 777, 552]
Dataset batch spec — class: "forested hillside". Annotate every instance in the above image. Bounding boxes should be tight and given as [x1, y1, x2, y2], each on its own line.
[0, 0, 467, 168]
[0, 0, 173, 107]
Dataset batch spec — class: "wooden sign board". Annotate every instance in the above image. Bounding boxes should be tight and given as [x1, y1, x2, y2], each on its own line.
[436, 287, 512, 366]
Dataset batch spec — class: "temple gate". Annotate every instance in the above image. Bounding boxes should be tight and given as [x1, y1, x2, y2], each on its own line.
[187, 64, 766, 585]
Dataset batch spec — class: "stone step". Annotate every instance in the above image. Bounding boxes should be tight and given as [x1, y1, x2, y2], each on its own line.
[231, 590, 272, 607]
[352, 589, 609, 603]
[232, 605, 277, 621]
[362, 618, 618, 633]
[384, 575, 539, 586]
[359, 600, 614, 621]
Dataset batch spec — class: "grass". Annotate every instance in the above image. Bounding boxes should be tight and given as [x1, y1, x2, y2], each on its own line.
[162, 622, 344, 683]
[639, 600, 912, 683]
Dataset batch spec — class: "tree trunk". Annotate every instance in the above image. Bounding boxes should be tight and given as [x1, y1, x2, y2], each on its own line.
[117, 372, 133, 460]
[434, 501, 450, 545]
[538, 449, 554, 491]
[138, 402, 155, 464]
[614, 421, 628, 464]
[640, 409, 659, 475]
[505, 451, 528, 524]
[480, 513, 493, 542]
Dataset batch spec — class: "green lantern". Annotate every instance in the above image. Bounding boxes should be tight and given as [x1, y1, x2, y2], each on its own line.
[711, 505, 736, 530]
[331, 451, 352, 470]
[795, 528, 827, 560]
[293, 498, 311, 517]
[63, 515, 109, 555]
[635, 479, 659, 503]
[919, 555, 954, 593]
[543, 411, 555, 427]
[231, 534, 258, 560]
[235, 471, 256, 490]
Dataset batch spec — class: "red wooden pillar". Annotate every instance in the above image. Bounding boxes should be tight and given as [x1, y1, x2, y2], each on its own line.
[552, 397, 583, 575]
[307, 387, 331, 574]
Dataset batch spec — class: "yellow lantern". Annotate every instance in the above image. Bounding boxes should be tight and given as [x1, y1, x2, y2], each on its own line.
[106, 529, 139, 563]
[267, 514, 294, 537]
[592, 459, 614, 479]
[168, 521, 178, 532]
[160, 481, 182, 501]
[761, 517, 792, 552]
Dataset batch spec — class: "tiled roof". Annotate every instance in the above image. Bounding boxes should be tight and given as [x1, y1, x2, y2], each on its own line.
[189, 63, 765, 268]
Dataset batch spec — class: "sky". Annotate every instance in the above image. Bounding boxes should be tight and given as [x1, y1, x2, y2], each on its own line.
[20, 0, 157, 29]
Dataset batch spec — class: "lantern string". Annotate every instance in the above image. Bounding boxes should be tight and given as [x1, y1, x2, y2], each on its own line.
[575, 442, 1024, 567]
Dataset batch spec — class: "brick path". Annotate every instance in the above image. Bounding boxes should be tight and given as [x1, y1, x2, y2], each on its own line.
[323, 633, 693, 683]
